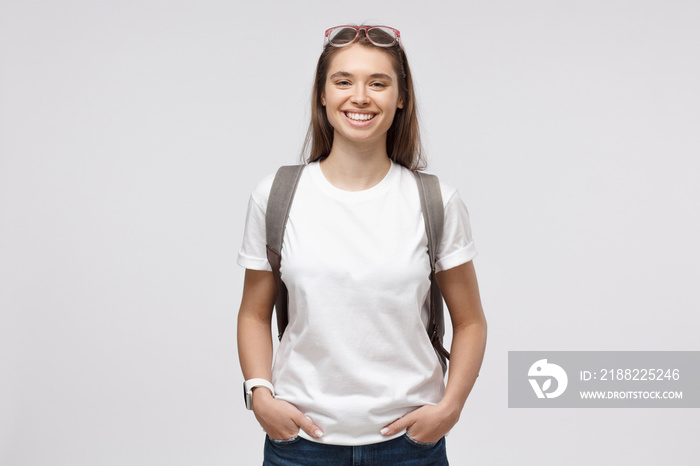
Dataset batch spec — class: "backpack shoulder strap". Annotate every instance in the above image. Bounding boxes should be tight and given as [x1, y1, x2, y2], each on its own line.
[266, 164, 305, 340]
[415, 172, 444, 266]
[414, 171, 450, 374]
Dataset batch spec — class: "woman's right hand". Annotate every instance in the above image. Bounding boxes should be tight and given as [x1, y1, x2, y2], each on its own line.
[251, 388, 324, 441]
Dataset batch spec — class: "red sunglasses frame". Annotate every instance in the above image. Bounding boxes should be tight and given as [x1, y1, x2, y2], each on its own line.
[324, 25, 402, 49]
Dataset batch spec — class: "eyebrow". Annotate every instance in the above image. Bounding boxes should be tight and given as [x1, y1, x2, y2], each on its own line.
[328, 71, 394, 82]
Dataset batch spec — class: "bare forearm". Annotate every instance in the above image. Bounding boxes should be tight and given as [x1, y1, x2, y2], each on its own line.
[237, 312, 274, 381]
[441, 320, 487, 412]
[237, 269, 277, 381]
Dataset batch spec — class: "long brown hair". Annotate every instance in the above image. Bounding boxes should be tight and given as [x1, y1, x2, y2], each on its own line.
[302, 27, 426, 171]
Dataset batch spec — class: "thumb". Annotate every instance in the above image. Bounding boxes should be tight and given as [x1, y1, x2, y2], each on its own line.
[293, 413, 324, 439]
[380, 414, 414, 437]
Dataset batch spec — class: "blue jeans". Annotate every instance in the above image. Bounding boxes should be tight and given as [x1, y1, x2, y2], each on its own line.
[263, 433, 449, 465]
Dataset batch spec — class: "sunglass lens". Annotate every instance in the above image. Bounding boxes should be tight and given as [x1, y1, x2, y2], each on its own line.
[367, 27, 397, 46]
[328, 27, 358, 46]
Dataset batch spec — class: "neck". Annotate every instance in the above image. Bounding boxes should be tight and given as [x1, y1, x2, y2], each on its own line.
[320, 138, 392, 191]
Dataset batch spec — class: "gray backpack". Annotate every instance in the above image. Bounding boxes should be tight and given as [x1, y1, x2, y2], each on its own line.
[265, 164, 450, 373]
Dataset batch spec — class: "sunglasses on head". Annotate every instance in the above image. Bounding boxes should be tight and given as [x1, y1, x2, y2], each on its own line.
[324, 25, 402, 49]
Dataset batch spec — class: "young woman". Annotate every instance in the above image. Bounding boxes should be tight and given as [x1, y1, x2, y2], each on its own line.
[237, 25, 486, 465]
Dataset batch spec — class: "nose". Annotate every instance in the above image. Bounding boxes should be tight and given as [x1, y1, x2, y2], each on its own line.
[350, 87, 370, 106]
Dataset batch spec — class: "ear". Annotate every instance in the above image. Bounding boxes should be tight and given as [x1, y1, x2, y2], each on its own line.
[397, 96, 404, 109]
[321, 91, 326, 106]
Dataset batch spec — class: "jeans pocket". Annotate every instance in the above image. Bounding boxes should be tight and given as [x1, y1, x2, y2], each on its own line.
[267, 434, 301, 446]
[403, 432, 441, 448]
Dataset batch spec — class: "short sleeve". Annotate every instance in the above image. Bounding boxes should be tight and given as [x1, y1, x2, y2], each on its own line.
[237, 174, 276, 271]
[434, 189, 478, 273]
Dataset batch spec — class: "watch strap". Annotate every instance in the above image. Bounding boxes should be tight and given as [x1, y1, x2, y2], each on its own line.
[244, 378, 275, 410]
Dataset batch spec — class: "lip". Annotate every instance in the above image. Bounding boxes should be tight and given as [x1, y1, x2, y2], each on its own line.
[342, 111, 377, 127]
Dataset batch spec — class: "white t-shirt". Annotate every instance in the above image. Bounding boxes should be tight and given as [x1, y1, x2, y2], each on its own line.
[237, 160, 477, 446]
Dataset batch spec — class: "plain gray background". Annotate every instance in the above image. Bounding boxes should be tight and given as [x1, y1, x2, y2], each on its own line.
[1, 0, 698, 464]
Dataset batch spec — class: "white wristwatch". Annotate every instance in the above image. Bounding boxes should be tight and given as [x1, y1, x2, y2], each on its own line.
[243, 378, 275, 410]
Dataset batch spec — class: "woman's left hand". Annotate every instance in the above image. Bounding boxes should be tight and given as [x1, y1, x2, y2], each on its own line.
[380, 402, 460, 444]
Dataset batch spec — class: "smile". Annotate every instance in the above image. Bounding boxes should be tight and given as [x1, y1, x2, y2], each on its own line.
[344, 112, 376, 121]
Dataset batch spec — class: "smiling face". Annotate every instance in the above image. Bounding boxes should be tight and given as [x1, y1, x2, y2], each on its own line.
[321, 44, 404, 150]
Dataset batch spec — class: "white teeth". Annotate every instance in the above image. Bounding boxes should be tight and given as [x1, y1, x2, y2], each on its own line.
[346, 112, 375, 121]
